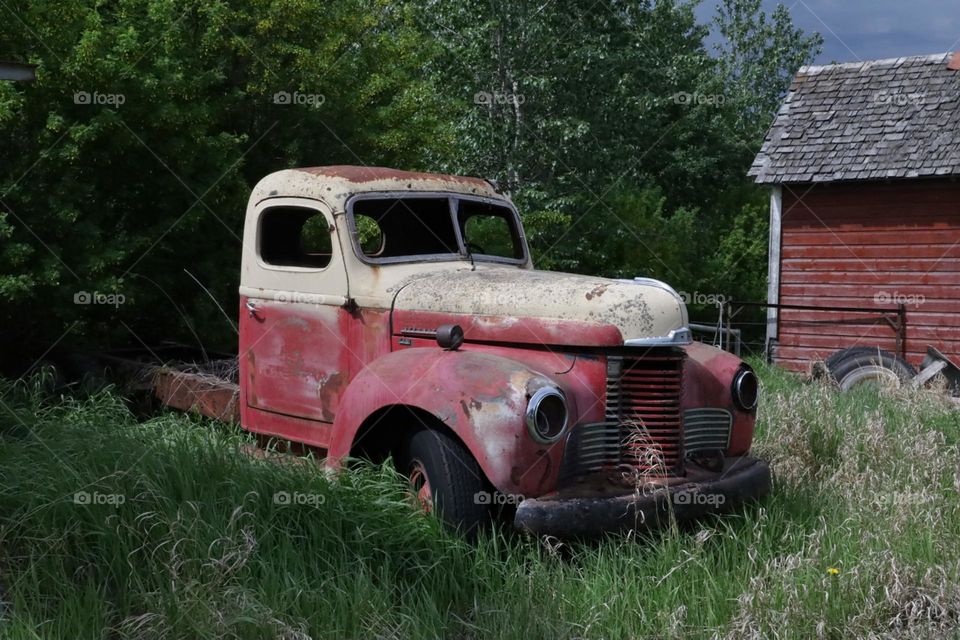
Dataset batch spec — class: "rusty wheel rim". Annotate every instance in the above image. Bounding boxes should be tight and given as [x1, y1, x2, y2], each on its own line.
[408, 459, 433, 513]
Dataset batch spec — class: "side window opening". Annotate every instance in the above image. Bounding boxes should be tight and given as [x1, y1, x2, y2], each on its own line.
[352, 197, 458, 258]
[458, 200, 524, 260]
[260, 207, 333, 268]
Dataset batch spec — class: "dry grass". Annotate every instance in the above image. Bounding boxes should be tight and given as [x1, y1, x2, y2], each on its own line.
[729, 370, 960, 639]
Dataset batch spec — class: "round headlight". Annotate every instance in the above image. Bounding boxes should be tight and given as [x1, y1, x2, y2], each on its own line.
[525, 387, 568, 444]
[732, 366, 759, 412]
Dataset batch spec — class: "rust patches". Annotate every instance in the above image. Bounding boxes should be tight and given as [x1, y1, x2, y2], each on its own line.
[317, 371, 347, 421]
[295, 165, 490, 190]
[246, 350, 258, 406]
[537, 449, 553, 487]
[459, 397, 483, 417]
[510, 449, 554, 488]
[585, 283, 609, 301]
[152, 370, 240, 422]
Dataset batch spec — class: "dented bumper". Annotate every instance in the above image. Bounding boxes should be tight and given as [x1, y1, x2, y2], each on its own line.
[513, 457, 771, 538]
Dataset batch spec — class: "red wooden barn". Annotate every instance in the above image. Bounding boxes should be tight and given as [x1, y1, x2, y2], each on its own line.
[749, 52, 960, 376]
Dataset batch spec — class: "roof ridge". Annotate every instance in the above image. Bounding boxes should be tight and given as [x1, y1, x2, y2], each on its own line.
[798, 52, 952, 75]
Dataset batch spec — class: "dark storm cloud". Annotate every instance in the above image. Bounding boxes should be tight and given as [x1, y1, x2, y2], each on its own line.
[696, 0, 960, 64]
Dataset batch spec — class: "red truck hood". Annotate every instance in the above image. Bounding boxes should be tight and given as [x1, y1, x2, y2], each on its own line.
[390, 267, 689, 346]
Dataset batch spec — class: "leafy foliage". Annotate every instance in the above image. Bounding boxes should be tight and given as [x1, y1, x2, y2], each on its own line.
[0, 0, 821, 362]
[0, 0, 448, 355]
[414, 0, 820, 312]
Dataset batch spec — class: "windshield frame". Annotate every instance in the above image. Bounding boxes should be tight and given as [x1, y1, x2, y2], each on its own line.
[344, 191, 529, 266]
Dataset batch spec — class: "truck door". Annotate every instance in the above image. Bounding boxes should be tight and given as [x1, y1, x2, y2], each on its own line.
[239, 199, 351, 426]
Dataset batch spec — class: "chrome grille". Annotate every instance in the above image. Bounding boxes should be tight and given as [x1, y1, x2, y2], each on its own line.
[683, 408, 732, 457]
[607, 350, 685, 476]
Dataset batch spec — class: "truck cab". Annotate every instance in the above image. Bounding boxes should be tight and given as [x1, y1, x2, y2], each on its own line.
[238, 165, 770, 536]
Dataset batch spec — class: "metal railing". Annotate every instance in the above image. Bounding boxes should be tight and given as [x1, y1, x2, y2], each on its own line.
[691, 301, 907, 363]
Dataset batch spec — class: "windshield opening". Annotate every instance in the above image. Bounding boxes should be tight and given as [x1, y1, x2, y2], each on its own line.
[349, 194, 525, 264]
[352, 197, 458, 259]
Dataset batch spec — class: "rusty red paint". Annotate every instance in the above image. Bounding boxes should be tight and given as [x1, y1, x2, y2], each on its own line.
[408, 459, 434, 513]
[236, 295, 754, 495]
[393, 309, 623, 347]
[240, 298, 350, 422]
[243, 407, 333, 448]
[681, 342, 755, 456]
[326, 347, 570, 497]
[152, 369, 239, 422]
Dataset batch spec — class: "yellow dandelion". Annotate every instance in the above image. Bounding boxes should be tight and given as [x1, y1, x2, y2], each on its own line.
[826, 567, 840, 576]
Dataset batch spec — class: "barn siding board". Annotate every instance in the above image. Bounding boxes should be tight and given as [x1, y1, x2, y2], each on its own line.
[776, 300, 960, 315]
[783, 245, 960, 260]
[782, 271, 960, 286]
[782, 229, 957, 245]
[775, 179, 960, 372]
[782, 258, 960, 272]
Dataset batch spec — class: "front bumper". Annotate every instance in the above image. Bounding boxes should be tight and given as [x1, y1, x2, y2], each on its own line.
[514, 456, 771, 538]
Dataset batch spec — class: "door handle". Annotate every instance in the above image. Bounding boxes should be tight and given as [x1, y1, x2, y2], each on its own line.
[246, 300, 261, 318]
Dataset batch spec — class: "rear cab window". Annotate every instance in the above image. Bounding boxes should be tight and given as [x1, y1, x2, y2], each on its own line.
[259, 206, 333, 269]
[348, 194, 526, 265]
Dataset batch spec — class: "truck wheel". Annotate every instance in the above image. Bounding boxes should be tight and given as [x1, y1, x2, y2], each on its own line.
[399, 428, 492, 537]
[826, 347, 916, 391]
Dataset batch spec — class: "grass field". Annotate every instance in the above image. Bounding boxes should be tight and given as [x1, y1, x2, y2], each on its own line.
[1, 364, 959, 639]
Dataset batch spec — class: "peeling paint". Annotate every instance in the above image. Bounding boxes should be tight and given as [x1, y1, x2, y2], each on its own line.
[585, 283, 609, 300]
[393, 268, 684, 343]
[317, 371, 347, 421]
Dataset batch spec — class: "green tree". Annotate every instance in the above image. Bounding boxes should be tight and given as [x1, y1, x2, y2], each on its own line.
[417, 0, 820, 310]
[0, 0, 450, 362]
[713, 0, 824, 147]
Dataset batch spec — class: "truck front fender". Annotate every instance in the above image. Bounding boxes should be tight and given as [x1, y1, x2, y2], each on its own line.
[327, 347, 567, 497]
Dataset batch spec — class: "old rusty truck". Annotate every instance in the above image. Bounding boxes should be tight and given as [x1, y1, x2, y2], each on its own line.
[121, 165, 771, 537]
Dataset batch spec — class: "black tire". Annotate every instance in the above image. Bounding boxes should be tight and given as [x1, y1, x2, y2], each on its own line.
[398, 428, 492, 537]
[826, 347, 917, 391]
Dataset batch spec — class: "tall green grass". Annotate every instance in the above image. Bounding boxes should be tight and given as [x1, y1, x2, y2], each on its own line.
[0, 366, 958, 639]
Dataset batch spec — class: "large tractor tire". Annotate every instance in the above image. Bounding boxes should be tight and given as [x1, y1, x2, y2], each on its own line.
[825, 347, 917, 391]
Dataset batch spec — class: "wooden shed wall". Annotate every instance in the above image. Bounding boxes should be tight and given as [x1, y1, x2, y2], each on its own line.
[774, 179, 960, 371]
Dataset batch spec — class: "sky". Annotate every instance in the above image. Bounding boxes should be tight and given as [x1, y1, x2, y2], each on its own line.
[695, 0, 960, 65]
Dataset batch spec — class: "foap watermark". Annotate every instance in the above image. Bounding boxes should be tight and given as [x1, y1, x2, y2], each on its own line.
[474, 490, 525, 506]
[273, 91, 325, 107]
[673, 489, 725, 507]
[74, 491, 125, 506]
[273, 291, 327, 304]
[672, 91, 725, 107]
[473, 90, 525, 106]
[273, 491, 325, 507]
[74, 291, 126, 308]
[873, 90, 927, 108]
[875, 291, 925, 306]
[74, 90, 126, 107]
[875, 491, 936, 507]
[678, 291, 728, 306]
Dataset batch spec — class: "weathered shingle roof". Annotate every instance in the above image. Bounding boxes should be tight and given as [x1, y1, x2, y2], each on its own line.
[749, 53, 960, 184]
